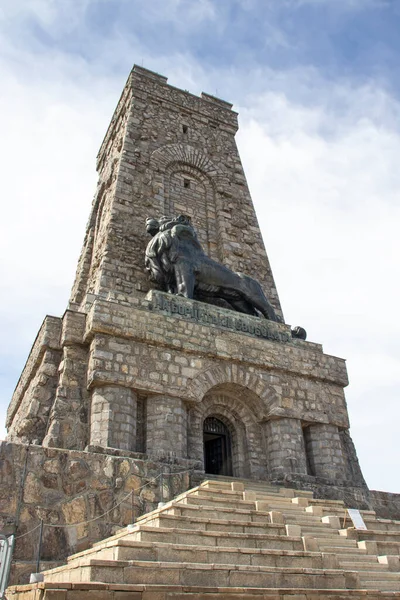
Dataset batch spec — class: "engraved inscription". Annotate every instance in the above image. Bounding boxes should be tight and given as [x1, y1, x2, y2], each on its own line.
[148, 294, 291, 343]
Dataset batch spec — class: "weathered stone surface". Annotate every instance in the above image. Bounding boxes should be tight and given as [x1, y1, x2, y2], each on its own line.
[0, 440, 195, 582]
[6, 316, 62, 433]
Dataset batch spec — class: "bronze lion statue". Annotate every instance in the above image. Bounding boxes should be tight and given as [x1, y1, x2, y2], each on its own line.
[145, 215, 282, 322]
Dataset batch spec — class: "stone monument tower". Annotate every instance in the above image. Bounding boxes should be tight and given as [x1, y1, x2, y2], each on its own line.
[6, 65, 367, 499]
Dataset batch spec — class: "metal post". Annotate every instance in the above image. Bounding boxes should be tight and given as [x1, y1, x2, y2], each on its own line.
[167, 465, 172, 501]
[36, 520, 44, 574]
[160, 467, 164, 504]
[131, 488, 135, 525]
[0, 534, 15, 599]
[15, 443, 30, 530]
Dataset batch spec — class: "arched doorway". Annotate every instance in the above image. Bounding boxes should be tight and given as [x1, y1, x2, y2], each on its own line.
[203, 416, 233, 476]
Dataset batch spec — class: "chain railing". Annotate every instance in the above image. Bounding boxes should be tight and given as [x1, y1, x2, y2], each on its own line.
[9, 466, 195, 584]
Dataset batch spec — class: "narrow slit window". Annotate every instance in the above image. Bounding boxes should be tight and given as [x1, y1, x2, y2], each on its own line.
[182, 124, 188, 134]
[183, 179, 190, 189]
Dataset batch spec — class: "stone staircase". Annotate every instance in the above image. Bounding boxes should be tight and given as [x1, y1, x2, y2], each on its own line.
[6, 478, 400, 599]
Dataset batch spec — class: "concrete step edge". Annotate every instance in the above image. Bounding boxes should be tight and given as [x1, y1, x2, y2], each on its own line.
[67, 540, 328, 563]
[12, 582, 400, 596]
[54, 557, 360, 577]
[145, 513, 285, 528]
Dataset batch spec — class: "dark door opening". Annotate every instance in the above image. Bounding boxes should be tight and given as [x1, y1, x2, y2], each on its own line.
[203, 416, 233, 476]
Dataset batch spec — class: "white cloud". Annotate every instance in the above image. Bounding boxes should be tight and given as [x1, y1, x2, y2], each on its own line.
[286, 0, 388, 8]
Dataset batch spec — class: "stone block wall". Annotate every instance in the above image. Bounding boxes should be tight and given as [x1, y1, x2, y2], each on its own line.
[90, 386, 137, 451]
[146, 395, 188, 459]
[370, 490, 400, 521]
[6, 291, 364, 491]
[6, 317, 62, 445]
[0, 441, 196, 585]
[303, 423, 347, 482]
[264, 418, 308, 477]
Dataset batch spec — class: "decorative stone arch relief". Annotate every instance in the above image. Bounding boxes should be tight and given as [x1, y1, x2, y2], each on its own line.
[188, 381, 271, 479]
[186, 364, 281, 415]
[150, 144, 222, 260]
[150, 143, 218, 178]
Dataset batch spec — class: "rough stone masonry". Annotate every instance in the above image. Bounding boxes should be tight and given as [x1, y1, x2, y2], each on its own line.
[2, 65, 399, 584]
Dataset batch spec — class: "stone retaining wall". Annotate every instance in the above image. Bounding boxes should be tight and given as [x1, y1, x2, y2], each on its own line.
[370, 490, 400, 521]
[0, 441, 196, 585]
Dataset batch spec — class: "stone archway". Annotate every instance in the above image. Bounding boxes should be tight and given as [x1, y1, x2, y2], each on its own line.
[186, 364, 281, 413]
[188, 383, 269, 479]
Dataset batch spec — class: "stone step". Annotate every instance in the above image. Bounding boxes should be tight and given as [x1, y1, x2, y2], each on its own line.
[201, 484, 286, 499]
[362, 583, 400, 592]
[263, 505, 309, 515]
[363, 519, 400, 532]
[246, 493, 302, 503]
[9, 582, 400, 600]
[201, 478, 313, 499]
[171, 503, 323, 526]
[144, 513, 286, 535]
[182, 495, 258, 510]
[169, 503, 269, 522]
[143, 499, 280, 524]
[310, 498, 346, 506]
[168, 494, 331, 529]
[279, 515, 328, 526]
[359, 571, 400, 591]
[83, 539, 332, 570]
[202, 477, 279, 490]
[359, 571, 400, 581]
[319, 505, 376, 517]
[43, 558, 354, 590]
[246, 492, 309, 503]
[319, 545, 367, 555]
[309, 499, 377, 518]
[138, 501, 280, 528]
[192, 490, 305, 507]
[69, 525, 306, 563]
[338, 553, 376, 562]
[300, 526, 340, 537]
[375, 540, 400, 556]
[317, 539, 360, 550]
[342, 528, 400, 543]
[192, 489, 246, 501]
[268, 508, 326, 520]
[339, 560, 388, 572]
[127, 525, 305, 551]
[246, 487, 313, 499]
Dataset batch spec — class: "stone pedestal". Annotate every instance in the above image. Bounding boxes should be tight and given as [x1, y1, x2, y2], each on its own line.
[89, 385, 137, 451]
[264, 418, 308, 477]
[146, 395, 188, 459]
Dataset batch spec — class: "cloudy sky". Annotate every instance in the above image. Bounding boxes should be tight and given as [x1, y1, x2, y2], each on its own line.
[0, 0, 399, 493]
